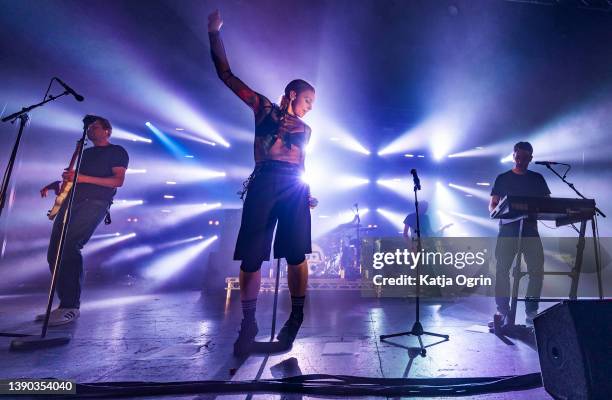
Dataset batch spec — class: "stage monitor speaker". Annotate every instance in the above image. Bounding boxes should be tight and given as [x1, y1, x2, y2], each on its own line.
[534, 300, 611, 400]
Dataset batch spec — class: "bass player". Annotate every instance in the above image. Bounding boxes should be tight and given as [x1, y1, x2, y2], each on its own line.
[39, 115, 129, 326]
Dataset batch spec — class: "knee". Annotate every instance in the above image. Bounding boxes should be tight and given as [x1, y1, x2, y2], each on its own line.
[494, 260, 511, 276]
[286, 254, 306, 266]
[529, 268, 544, 280]
[527, 257, 544, 275]
[240, 259, 262, 273]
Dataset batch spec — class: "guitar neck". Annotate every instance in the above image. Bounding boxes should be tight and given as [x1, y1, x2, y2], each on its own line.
[66, 140, 84, 171]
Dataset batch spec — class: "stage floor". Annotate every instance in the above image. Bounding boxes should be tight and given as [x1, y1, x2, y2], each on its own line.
[0, 287, 551, 399]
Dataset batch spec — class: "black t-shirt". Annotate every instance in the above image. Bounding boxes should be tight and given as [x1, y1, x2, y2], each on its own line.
[491, 169, 551, 230]
[403, 213, 434, 237]
[74, 144, 129, 202]
[491, 170, 550, 198]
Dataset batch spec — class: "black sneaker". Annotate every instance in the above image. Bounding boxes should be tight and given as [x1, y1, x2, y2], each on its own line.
[488, 312, 507, 331]
[525, 311, 538, 326]
[234, 319, 258, 356]
[277, 314, 303, 346]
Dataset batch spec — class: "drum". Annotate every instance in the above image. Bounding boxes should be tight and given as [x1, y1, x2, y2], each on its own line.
[306, 242, 326, 276]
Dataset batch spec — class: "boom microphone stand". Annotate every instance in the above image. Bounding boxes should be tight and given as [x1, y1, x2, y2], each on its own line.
[0, 83, 81, 348]
[0, 86, 77, 218]
[380, 169, 449, 357]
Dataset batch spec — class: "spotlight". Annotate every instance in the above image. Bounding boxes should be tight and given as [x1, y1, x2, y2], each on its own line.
[146, 122, 187, 157]
[336, 176, 370, 188]
[155, 203, 222, 229]
[91, 232, 122, 240]
[113, 199, 144, 209]
[431, 132, 453, 161]
[144, 236, 218, 281]
[500, 152, 513, 163]
[83, 232, 137, 255]
[447, 210, 498, 232]
[113, 128, 152, 144]
[448, 183, 491, 201]
[376, 208, 405, 230]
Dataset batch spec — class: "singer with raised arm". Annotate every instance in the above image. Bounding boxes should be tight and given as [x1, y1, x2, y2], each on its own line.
[39, 116, 128, 326]
[208, 10, 317, 355]
[489, 141, 550, 327]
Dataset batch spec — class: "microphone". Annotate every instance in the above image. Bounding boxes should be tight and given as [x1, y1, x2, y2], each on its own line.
[535, 161, 569, 166]
[410, 168, 421, 190]
[54, 77, 84, 102]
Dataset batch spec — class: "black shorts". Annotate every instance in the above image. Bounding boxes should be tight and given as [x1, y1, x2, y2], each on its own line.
[234, 161, 312, 269]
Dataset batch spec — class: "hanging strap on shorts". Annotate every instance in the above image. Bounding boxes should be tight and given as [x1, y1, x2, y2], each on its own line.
[237, 168, 260, 201]
[104, 200, 113, 225]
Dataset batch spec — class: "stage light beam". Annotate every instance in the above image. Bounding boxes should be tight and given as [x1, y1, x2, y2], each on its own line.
[144, 236, 218, 282]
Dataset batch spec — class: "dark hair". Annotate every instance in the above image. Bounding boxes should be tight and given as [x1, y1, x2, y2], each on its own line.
[513, 141, 533, 154]
[280, 79, 315, 111]
[284, 79, 314, 97]
[85, 114, 112, 133]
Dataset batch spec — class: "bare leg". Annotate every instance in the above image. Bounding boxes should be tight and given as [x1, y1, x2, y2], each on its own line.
[239, 269, 262, 301]
[287, 259, 308, 297]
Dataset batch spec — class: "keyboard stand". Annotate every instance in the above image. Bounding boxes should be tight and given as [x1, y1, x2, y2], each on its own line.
[500, 215, 603, 335]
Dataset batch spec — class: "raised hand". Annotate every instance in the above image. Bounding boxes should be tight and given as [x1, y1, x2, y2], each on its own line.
[208, 9, 223, 33]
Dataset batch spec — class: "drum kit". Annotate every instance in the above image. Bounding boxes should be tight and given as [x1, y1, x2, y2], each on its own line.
[307, 215, 379, 279]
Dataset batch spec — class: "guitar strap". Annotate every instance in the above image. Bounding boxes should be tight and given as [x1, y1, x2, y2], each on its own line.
[104, 201, 113, 225]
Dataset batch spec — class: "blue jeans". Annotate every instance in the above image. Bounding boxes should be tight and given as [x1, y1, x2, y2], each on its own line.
[47, 198, 110, 309]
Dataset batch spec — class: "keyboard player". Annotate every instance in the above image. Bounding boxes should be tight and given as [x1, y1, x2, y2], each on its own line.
[489, 142, 551, 325]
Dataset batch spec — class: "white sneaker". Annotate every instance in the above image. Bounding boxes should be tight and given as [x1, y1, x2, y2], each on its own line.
[48, 308, 80, 326]
[34, 308, 63, 322]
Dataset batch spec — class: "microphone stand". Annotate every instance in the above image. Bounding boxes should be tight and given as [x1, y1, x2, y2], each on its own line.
[543, 163, 605, 218]
[1, 91, 73, 218]
[354, 203, 361, 275]
[0, 89, 78, 348]
[380, 170, 449, 357]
